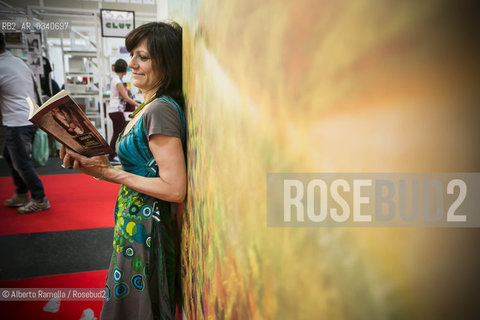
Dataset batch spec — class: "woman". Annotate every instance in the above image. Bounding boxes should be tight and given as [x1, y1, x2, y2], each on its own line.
[60, 22, 186, 319]
[108, 58, 139, 162]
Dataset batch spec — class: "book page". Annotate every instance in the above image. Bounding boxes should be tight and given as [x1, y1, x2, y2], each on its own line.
[30, 94, 113, 157]
[41, 90, 69, 109]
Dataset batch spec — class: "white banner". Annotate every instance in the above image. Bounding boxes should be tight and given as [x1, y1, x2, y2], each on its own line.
[100, 9, 135, 38]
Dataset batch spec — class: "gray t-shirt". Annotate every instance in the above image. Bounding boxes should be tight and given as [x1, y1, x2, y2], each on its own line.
[143, 99, 182, 140]
[142, 98, 182, 215]
[0, 51, 36, 126]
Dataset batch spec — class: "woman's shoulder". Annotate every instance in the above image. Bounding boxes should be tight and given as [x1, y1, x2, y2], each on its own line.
[144, 96, 182, 119]
[142, 96, 183, 138]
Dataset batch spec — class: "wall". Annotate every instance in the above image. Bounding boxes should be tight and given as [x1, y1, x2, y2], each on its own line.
[171, 0, 480, 319]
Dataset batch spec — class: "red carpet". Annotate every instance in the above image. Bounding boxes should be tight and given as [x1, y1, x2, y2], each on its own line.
[0, 174, 118, 235]
[0, 270, 108, 319]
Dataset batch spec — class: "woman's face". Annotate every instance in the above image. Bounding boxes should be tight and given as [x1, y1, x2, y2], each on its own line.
[128, 39, 162, 94]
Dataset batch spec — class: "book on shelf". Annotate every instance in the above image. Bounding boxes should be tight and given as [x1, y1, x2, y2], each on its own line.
[27, 90, 114, 157]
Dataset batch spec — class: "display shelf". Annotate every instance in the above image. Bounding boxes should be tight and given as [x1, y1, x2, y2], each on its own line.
[63, 50, 97, 57]
[65, 72, 95, 76]
[71, 93, 99, 98]
[61, 28, 105, 136]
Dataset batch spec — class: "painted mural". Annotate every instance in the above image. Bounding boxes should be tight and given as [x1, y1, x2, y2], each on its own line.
[171, 0, 480, 319]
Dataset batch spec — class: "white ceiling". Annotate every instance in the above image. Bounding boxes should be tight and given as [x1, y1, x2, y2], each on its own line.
[1, 0, 158, 13]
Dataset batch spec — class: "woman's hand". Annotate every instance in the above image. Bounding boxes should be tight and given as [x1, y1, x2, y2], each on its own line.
[59, 145, 111, 179]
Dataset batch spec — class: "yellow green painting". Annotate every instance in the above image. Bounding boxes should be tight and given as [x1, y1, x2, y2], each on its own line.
[170, 0, 480, 318]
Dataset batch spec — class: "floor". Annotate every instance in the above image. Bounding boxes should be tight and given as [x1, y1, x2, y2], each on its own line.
[0, 156, 113, 281]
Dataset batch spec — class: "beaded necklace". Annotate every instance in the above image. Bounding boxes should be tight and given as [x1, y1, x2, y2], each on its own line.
[128, 95, 157, 119]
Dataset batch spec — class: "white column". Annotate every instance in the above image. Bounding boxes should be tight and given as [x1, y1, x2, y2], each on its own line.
[157, 0, 168, 21]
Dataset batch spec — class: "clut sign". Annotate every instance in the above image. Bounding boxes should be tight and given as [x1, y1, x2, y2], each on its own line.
[101, 9, 135, 38]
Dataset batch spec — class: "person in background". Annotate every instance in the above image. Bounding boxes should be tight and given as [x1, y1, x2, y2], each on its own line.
[108, 58, 139, 164]
[60, 22, 186, 319]
[40, 56, 60, 98]
[0, 32, 50, 213]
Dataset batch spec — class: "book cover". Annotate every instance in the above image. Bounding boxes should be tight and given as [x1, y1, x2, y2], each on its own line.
[27, 90, 114, 157]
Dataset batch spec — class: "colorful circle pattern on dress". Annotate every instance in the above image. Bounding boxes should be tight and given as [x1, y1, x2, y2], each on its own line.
[145, 235, 151, 250]
[132, 256, 144, 273]
[133, 224, 146, 243]
[104, 285, 111, 301]
[113, 268, 124, 283]
[131, 274, 144, 291]
[130, 204, 139, 215]
[114, 282, 130, 299]
[141, 206, 152, 218]
[117, 235, 125, 246]
[126, 221, 137, 236]
[123, 246, 135, 258]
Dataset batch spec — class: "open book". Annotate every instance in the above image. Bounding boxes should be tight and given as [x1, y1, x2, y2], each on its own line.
[27, 90, 114, 157]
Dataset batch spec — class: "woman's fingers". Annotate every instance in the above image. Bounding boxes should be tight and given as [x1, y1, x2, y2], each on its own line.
[62, 149, 110, 178]
[72, 159, 81, 170]
[59, 145, 66, 160]
[62, 148, 83, 169]
[62, 152, 73, 169]
[65, 148, 87, 162]
[60, 148, 108, 180]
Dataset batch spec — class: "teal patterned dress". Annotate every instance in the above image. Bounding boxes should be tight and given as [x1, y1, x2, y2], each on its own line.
[101, 97, 185, 320]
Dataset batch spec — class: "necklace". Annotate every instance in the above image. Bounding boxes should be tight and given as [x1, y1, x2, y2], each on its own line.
[128, 95, 157, 119]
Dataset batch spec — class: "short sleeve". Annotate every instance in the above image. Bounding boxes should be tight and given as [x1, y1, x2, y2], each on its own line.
[143, 99, 182, 139]
[111, 77, 122, 88]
